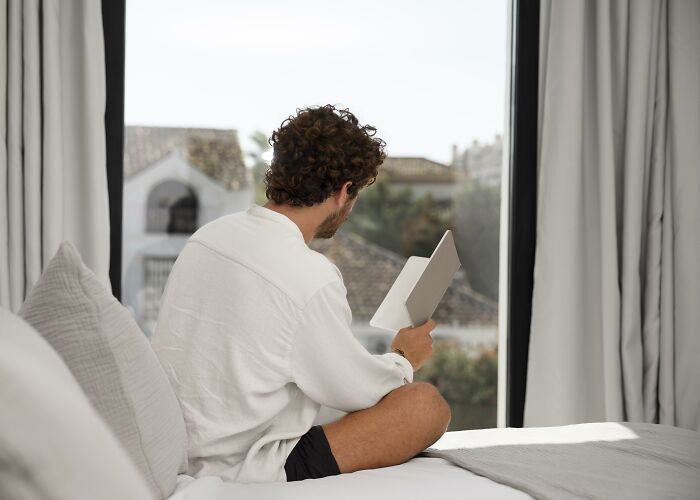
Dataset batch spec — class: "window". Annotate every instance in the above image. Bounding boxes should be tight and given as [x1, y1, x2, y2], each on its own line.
[124, 0, 508, 430]
[146, 181, 198, 234]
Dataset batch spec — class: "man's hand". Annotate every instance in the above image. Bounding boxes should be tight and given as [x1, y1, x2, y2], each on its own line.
[390, 319, 436, 371]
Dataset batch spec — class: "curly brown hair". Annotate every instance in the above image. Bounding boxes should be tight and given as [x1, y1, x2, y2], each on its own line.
[264, 105, 387, 207]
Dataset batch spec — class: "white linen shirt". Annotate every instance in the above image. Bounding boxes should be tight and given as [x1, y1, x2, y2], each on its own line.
[151, 205, 413, 484]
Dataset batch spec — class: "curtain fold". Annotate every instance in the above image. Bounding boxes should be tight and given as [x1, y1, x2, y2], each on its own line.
[1, 0, 110, 312]
[525, 0, 700, 432]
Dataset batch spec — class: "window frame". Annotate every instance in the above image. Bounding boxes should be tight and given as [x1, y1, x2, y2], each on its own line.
[499, 0, 540, 427]
[103, 0, 126, 300]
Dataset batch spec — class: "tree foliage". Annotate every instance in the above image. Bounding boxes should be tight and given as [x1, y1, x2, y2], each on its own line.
[344, 179, 450, 258]
[416, 342, 497, 406]
[415, 342, 498, 429]
[452, 180, 500, 300]
[401, 194, 451, 258]
[346, 178, 500, 300]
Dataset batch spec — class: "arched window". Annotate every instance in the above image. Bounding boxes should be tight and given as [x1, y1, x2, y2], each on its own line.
[146, 181, 198, 234]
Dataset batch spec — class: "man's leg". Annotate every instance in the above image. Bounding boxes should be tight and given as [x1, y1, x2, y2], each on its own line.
[322, 382, 451, 474]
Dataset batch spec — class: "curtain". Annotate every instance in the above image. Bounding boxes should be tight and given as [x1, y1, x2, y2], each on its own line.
[525, 0, 700, 432]
[0, 0, 110, 312]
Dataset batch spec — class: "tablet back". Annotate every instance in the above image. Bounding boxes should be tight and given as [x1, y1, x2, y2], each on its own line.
[405, 230, 461, 326]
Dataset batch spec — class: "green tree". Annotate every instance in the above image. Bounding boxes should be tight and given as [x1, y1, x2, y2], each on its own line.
[452, 180, 500, 300]
[401, 194, 450, 257]
[415, 342, 497, 430]
[347, 177, 499, 300]
[345, 180, 449, 258]
[344, 180, 418, 254]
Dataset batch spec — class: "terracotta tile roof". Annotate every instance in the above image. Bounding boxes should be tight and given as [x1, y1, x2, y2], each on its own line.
[310, 232, 497, 325]
[380, 157, 456, 183]
[124, 126, 249, 189]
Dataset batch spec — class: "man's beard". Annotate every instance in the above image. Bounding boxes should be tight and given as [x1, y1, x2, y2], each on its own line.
[315, 199, 353, 239]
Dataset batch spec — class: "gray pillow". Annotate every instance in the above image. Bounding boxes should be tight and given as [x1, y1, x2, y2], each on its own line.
[0, 307, 153, 500]
[19, 242, 188, 499]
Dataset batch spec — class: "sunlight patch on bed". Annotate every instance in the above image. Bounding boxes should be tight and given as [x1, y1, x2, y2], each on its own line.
[432, 422, 639, 451]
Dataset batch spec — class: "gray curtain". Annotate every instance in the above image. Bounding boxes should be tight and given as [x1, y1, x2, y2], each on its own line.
[0, 0, 110, 312]
[525, 0, 700, 431]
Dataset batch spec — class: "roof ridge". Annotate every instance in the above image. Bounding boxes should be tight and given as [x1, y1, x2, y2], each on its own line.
[383, 155, 449, 165]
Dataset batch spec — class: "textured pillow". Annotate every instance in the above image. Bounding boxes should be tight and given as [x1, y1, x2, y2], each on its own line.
[0, 307, 153, 500]
[19, 242, 188, 499]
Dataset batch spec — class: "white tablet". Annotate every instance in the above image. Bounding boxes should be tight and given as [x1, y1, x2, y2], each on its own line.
[369, 230, 461, 332]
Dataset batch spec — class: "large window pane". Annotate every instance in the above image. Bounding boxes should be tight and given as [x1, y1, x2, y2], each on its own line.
[124, 0, 507, 430]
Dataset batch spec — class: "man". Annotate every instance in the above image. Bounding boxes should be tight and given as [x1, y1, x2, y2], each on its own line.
[151, 104, 450, 484]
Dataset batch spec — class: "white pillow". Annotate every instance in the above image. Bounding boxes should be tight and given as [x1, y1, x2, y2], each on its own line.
[0, 307, 153, 500]
[19, 242, 188, 499]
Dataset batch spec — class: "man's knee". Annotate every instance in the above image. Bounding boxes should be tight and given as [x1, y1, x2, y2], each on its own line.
[402, 382, 451, 432]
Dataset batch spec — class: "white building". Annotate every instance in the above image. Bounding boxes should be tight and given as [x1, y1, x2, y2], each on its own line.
[451, 135, 503, 187]
[122, 126, 253, 334]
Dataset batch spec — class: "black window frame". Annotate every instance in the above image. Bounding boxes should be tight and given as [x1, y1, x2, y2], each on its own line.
[103, 0, 126, 301]
[505, 0, 539, 427]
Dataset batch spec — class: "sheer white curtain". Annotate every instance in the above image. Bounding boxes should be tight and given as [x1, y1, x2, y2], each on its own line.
[0, 0, 110, 312]
[526, 0, 700, 431]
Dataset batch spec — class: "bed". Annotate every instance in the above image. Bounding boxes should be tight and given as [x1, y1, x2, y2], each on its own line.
[168, 456, 531, 500]
[166, 422, 700, 500]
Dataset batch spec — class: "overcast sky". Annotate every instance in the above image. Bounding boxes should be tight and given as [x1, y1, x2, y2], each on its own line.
[125, 0, 508, 164]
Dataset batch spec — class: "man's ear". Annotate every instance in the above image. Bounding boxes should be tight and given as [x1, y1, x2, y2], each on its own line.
[336, 181, 353, 207]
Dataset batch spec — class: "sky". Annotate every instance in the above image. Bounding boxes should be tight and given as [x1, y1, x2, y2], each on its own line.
[125, 0, 509, 165]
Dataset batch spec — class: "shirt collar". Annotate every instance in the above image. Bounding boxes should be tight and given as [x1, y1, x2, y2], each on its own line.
[247, 204, 306, 244]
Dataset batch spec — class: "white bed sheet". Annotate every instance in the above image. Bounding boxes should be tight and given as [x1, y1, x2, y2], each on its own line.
[167, 457, 532, 500]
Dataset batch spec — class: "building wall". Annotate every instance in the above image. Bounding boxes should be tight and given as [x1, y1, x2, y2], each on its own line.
[452, 136, 503, 187]
[122, 152, 253, 334]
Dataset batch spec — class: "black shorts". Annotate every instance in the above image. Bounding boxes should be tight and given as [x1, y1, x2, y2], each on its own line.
[284, 425, 341, 481]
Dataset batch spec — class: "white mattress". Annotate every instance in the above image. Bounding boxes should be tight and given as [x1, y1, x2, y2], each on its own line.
[167, 456, 532, 500]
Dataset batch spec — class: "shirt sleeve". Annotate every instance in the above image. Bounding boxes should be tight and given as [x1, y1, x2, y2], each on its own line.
[289, 280, 414, 413]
